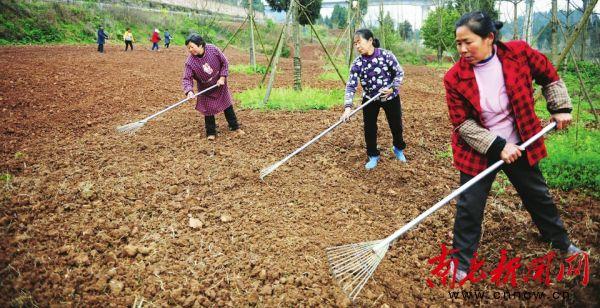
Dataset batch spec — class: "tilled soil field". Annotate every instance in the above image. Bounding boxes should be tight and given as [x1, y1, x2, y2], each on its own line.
[0, 44, 598, 307]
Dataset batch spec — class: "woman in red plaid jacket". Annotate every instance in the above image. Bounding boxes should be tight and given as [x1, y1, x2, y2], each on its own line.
[443, 12, 583, 280]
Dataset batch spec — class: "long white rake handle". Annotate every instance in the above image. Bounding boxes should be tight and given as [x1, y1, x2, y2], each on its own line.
[140, 84, 219, 123]
[373, 122, 557, 252]
[267, 91, 385, 172]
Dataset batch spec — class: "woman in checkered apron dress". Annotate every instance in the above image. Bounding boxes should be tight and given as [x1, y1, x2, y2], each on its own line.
[182, 33, 244, 140]
[443, 11, 583, 280]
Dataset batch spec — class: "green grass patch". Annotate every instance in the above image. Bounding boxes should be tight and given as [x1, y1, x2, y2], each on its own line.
[533, 63, 599, 196]
[229, 64, 267, 75]
[0, 0, 293, 49]
[235, 87, 344, 110]
[425, 61, 454, 69]
[540, 127, 599, 196]
[1, 173, 13, 186]
[491, 173, 510, 196]
[435, 145, 452, 160]
[319, 63, 349, 81]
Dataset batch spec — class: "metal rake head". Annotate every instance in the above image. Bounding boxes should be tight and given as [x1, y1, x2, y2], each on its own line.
[259, 160, 284, 180]
[326, 240, 390, 301]
[116, 120, 146, 134]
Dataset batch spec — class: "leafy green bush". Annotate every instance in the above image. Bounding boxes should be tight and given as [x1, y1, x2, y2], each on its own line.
[235, 87, 344, 110]
[0, 0, 252, 47]
[280, 43, 291, 58]
[540, 127, 599, 196]
[533, 60, 598, 196]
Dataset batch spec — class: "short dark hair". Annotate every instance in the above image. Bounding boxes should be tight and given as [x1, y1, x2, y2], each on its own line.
[455, 11, 504, 43]
[354, 28, 380, 48]
[185, 33, 206, 47]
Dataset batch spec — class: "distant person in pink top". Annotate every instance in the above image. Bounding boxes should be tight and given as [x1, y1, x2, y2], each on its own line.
[182, 33, 244, 140]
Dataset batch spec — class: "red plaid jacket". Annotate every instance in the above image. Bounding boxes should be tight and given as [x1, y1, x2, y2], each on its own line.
[444, 41, 560, 176]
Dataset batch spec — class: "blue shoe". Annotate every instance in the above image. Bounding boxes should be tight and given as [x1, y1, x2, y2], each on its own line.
[565, 244, 584, 256]
[392, 146, 407, 162]
[365, 156, 380, 170]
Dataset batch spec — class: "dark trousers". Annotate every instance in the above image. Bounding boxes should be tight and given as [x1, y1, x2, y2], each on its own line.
[165, 42, 170, 48]
[97, 44, 104, 53]
[452, 156, 571, 271]
[362, 95, 406, 157]
[204, 106, 239, 136]
[125, 41, 133, 51]
[152, 42, 159, 50]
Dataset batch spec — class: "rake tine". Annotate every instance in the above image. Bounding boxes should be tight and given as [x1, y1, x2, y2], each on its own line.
[339, 256, 380, 301]
[339, 259, 373, 292]
[334, 259, 370, 281]
[327, 245, 372, 262]
[331, 250, 373, 273]
[116, 120, 146, 134]
[349, 258, 380, 300]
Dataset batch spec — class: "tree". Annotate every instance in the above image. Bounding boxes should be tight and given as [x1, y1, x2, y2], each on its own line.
[266, 0, 322, 91]
[265, 0, 321, 26]
[330, 4, 347, 29]
[451, 0, 498, 19]
[421, 7, 460, 62]
[243, 0, 265, 13]
[377, 10, 396, 48]
[358, 0, 369, 18]
[398, 20, 413, 41]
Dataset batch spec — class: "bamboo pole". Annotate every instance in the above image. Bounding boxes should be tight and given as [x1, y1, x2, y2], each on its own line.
[252, 14, 270, 63]
[293, 2, 302, 91]
[248, 0, 256, 68]
[262, 0, 295, 106]
[222, 16, 248, 52]
[297, 1, 347, 86]
[557, 19, 599, 122]
[554, 0, 598, 67]
[260, 24, 285, 86]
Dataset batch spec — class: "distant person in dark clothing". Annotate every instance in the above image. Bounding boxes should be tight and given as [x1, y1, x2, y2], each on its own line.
[164, 29, 173, 48]
[97, 26, 109, 53]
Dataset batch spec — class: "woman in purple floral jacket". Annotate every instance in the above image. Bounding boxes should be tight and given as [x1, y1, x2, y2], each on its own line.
[340, 28, 407, 170]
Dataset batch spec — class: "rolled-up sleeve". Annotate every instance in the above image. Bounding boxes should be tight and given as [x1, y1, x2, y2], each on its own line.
[542, 79, 572, 114]
[444, 76, 504, 158]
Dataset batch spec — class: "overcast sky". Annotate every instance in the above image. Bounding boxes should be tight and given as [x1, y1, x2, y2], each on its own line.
[264, 0, 599, 29]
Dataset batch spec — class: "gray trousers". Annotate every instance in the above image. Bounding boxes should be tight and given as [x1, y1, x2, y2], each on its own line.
[452, 156, 571, 271]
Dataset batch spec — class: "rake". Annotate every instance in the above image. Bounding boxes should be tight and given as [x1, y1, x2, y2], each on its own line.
[326, 122, 557, 301]
[259, 91, 386, 180]
[116, 84, 220, 134]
